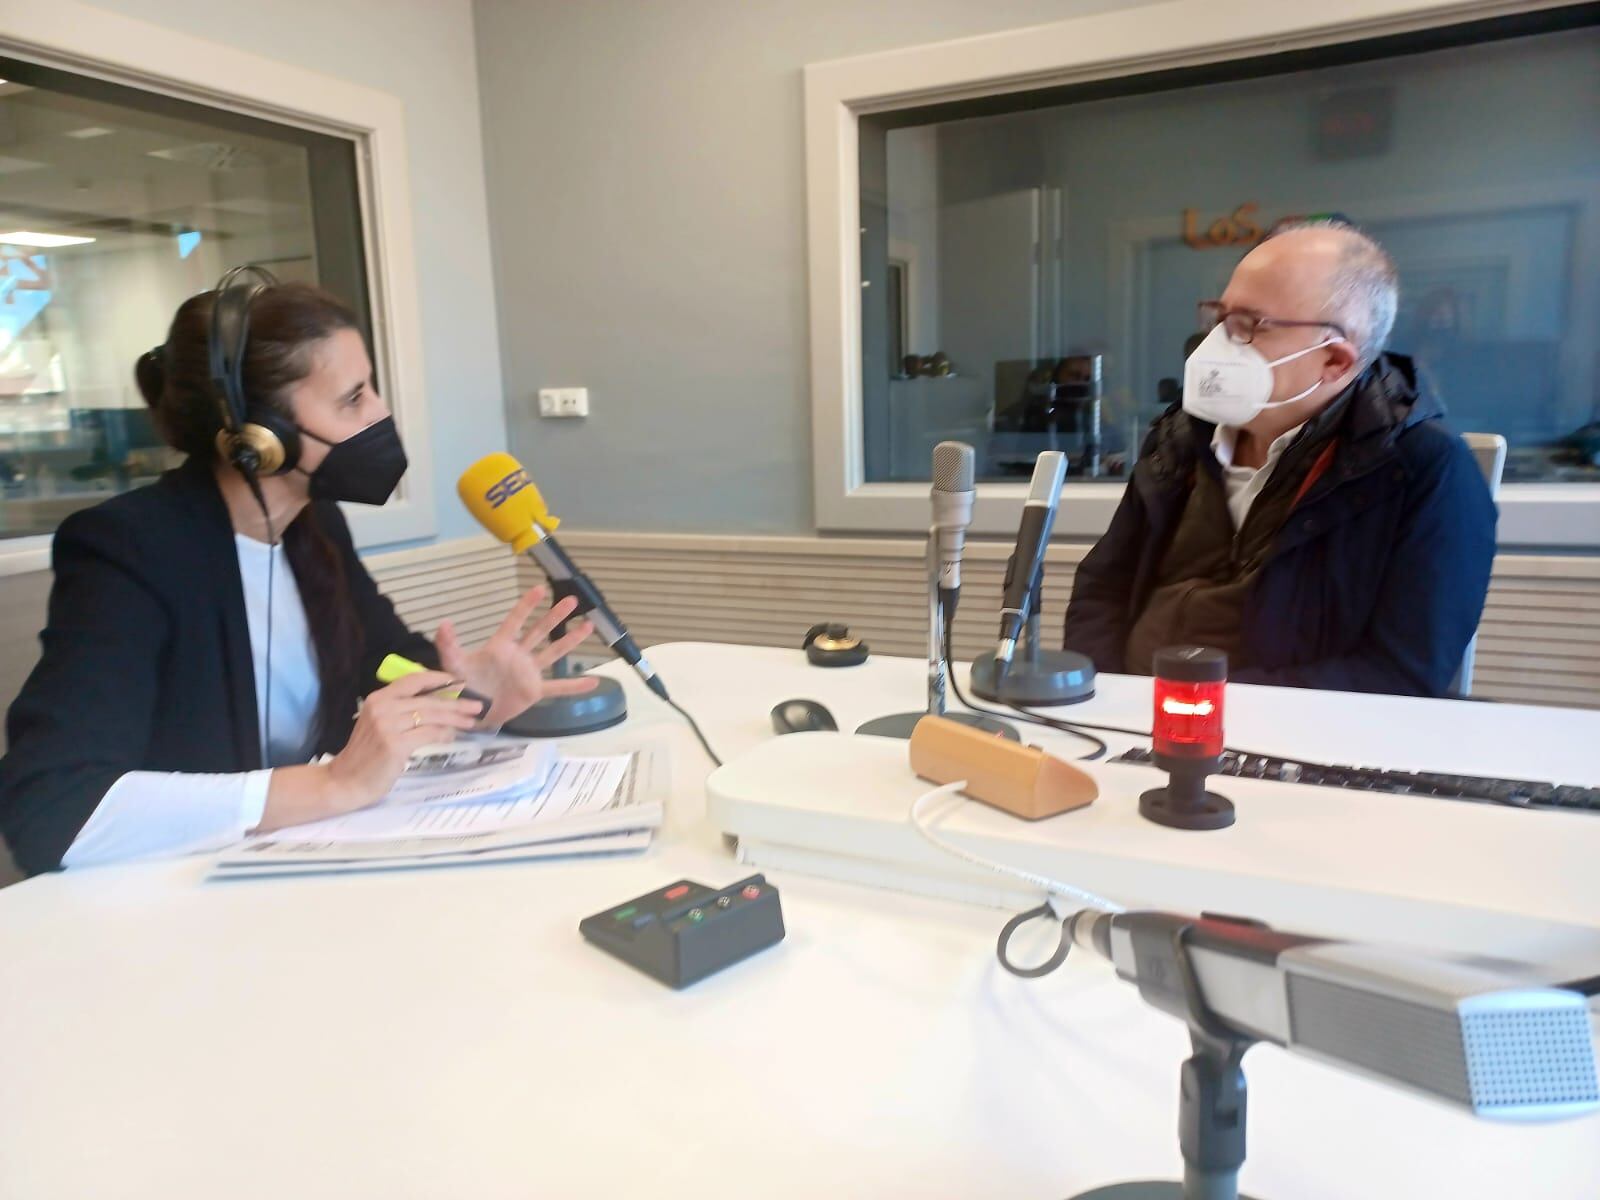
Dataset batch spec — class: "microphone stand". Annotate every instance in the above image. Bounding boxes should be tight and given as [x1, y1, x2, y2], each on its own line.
[970, 555, 1096, 705]
[926, 527, 950, 715]
[1069, 914, 1262, 1200]
[856, 528, 1016, 740]
[500, 579, 630, 738]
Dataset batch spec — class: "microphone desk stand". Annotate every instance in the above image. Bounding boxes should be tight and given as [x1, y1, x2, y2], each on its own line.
[970, 558, 1096, 705]
[501, 582, 629, 738]
[856, 530, 1015, 740]
[1072, 914, 1263, 1200]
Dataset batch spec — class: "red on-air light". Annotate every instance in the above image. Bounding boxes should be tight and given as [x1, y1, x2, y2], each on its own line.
[1153, 678, 1226, 759]
[1152, 645, 1227, 757]
[1141, 646, 1235, 832]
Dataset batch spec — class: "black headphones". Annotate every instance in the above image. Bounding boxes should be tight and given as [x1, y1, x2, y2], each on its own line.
[207, 264, 300, 477]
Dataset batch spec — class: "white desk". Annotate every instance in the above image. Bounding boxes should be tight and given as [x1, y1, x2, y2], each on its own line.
[1, 642, 1596, 1200]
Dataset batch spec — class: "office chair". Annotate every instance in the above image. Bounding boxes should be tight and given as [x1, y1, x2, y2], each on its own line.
[1452, 432, 1507, 697]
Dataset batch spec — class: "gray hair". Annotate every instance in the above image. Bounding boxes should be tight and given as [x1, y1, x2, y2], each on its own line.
[1267, 218, 1399, 370]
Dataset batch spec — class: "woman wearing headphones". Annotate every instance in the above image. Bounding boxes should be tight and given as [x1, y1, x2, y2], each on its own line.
[0, 268, 594, 875]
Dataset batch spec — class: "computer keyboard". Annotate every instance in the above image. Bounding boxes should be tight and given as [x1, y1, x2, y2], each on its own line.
[1109, 747, 1600, 813]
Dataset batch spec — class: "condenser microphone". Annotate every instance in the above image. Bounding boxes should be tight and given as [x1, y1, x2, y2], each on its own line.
[1067, 908, 1600, 1121]
[459, 453, 668, 701]
[853, 441, 1015, 741]
[931, 441, 975, 617]
[993, 451, 1065, 676]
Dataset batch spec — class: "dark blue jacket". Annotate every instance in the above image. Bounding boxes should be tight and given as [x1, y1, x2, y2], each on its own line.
[1062, 353, 1497, 697]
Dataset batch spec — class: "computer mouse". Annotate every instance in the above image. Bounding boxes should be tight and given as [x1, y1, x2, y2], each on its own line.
[771, 699, 839, 735]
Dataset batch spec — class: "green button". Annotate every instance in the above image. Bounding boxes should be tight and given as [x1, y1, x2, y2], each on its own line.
[688, 909, 705, 922]
[614, 906, 637, 921]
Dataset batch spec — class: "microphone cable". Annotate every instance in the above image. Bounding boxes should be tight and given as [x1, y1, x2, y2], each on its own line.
[940, 619, 1145, 761]
[909, 778, 1123, 913]
[909, 777, 1124, 978]
[653, 684, 723, 769]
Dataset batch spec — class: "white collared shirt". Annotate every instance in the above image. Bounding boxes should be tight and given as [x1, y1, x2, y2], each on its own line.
[234, 533, 321, 769]
[1211, 421, 1308, 530]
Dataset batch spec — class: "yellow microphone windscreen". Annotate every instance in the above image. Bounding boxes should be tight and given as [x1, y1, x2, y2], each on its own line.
[458, 453, 557, 555]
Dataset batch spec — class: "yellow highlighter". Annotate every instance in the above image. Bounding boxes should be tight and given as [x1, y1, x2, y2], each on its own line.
[377, 654, 492, 718]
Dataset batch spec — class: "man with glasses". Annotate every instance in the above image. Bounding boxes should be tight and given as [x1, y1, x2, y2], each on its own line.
[1063, 219, 1496, 697]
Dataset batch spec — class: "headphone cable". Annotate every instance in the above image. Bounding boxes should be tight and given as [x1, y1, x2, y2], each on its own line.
[241, 470, 276, 768]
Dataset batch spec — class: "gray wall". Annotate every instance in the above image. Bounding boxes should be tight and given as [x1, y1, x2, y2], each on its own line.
[78, 0, 508, 546]
[474, 0, 1151, 534]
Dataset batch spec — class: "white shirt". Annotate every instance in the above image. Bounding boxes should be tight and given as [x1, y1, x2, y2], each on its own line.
[61, 535, 322, 868]
[235, 533, 321, 769]
[1211, 421, 1308, 530]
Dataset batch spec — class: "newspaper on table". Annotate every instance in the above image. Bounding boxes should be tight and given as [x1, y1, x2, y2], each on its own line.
[210, 738, 667, 880]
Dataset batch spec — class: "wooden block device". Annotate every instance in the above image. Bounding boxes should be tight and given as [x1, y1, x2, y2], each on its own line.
[908, 715, 1098, 820]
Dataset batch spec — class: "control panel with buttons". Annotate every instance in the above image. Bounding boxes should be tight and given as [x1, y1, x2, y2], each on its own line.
[579, 875, 785, 988]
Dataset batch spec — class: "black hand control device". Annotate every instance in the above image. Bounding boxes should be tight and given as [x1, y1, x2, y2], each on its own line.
[579, 875, 785, 988]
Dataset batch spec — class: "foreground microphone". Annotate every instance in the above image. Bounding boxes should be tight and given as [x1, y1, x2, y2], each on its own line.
[931, 441, 975, 618]
[1067, 908, 1599, 1121]
[992, 451, 1065, 677]
[459, 453, 669, 701]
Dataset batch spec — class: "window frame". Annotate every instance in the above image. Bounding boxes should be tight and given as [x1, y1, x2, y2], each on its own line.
[0, 0, 436, 576]
[805, 0, 1600, 546]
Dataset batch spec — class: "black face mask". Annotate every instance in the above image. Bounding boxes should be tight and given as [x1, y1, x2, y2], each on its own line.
[298, 416, 408, 506]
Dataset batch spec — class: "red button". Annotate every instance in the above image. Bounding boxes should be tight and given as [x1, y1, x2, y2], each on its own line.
[664, 885, 690, 900]
[742, 885, 761, 899]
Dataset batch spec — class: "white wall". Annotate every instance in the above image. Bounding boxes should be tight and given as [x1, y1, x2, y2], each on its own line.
[77, 0, 508, 546]
[474, 0, 1154, 534]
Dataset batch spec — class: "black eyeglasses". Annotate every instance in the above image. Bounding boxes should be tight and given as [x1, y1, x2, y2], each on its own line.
[1198, 301, 1347, 346]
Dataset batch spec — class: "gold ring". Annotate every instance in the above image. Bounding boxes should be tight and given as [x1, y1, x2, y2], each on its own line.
[411, 711, 421, 729]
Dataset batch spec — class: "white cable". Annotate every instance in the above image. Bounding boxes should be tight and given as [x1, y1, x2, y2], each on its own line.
[909, 780, 1126, 917]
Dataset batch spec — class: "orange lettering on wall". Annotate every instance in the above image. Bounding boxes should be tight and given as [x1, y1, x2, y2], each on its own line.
[1231, 202, 1261, 245]
[1182, 202, 1269, 249]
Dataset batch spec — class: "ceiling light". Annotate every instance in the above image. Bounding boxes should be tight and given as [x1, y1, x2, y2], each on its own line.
[0, 231, 97, 248]
[66, 126, 114, 139]
[149, 141, 258, 170]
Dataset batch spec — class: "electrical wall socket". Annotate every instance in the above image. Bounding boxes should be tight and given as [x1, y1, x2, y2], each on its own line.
[538, 387, 589, 418]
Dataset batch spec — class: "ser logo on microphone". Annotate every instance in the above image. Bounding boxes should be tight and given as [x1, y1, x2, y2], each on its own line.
[485, 468, 531, 508]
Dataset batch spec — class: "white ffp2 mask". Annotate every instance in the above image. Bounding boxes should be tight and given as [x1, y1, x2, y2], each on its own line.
[1182, 322, 1342, 427]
